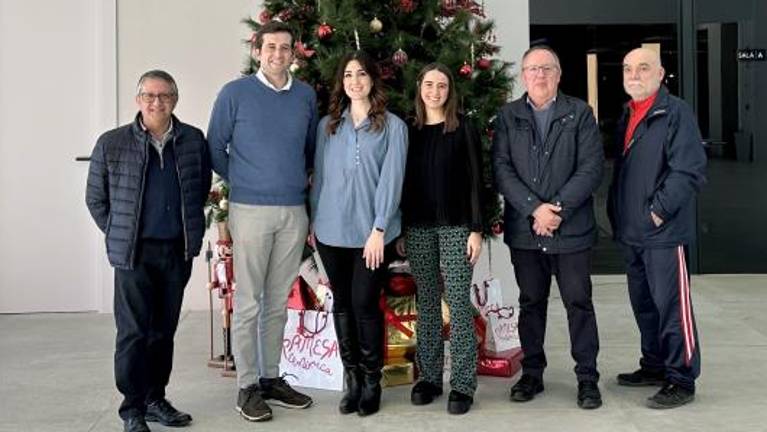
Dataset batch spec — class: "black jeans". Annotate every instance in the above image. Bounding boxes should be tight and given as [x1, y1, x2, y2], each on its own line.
[509, 247, 600, 382]
[114, 238, 192, 420]
[315, 241, 384, 374]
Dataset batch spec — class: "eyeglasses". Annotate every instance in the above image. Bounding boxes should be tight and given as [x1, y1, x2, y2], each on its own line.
[523, 64, 559, 77]
[139, 92, 176, 103]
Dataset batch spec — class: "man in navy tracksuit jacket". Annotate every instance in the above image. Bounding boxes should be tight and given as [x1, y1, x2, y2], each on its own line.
[608, 48, 707, 409]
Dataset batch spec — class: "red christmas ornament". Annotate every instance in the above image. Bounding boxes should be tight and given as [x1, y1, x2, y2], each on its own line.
[277, 8, 293, 21]
[441, 0, 457, 15]
[294, 41, 315, 59]
[458, 62, 473, 77]
[491, 221, 504, 236]
[379, 63, 396, 80]
[392, 48, 409, 67]
[258, 10, 272, 24]
[317, 22, 334, 40]
[398, 0, 416, 13]
[477, 57, 492, 70]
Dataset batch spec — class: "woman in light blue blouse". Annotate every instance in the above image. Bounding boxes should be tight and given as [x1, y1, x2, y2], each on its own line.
[310, 50, 408, 417]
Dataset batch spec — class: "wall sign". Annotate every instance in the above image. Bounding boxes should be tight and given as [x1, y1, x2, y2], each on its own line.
[737, 49, 765, 62]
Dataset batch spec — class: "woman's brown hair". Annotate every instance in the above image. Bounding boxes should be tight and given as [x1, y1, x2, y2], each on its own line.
[413, 63, 459, 133]
[326, 51, 387, 135]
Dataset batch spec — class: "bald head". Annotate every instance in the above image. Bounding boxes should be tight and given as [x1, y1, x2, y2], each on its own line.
[622, 48, 665, 101]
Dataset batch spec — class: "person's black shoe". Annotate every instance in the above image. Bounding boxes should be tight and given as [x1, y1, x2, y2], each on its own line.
[260, 377, 313, 409]
[411, 381, 443, 406]
[236, 384, 272, 422]
[577, 381, 603, 409]
[646, 383, 695, 409]
[510, 374, 544, 402]
[447, 390, 473, 415]
[145, 398, 192, 427]
[123, 416, 150, 432]
[616, 368, 665, 387]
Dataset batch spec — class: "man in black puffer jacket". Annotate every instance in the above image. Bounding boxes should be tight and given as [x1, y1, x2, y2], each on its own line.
[609, 48, 706, 410]
[86, 70, 211, 432]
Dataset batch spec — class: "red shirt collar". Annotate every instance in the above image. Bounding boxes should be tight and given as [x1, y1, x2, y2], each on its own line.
[628, 90, 659, 114]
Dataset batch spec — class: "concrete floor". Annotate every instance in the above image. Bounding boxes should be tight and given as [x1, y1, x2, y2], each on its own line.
[2, 274, 767, 432]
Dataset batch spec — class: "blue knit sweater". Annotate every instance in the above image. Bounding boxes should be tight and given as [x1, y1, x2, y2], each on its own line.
[207, 75, 318, 205]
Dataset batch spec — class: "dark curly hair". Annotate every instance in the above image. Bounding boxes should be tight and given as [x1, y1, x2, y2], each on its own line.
[326, 51, 387, 135]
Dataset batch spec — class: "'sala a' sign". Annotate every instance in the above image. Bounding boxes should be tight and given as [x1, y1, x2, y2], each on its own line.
[737, 49, 766, 62]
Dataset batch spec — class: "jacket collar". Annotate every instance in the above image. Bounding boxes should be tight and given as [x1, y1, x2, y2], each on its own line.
[512, 91, 572, 122]
[131, 113, 183, 141]
[623, 85, 670, 119]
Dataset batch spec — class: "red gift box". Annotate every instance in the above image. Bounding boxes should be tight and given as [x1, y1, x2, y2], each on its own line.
[477, 347, 524, 378]
[387, 274, 417, 297]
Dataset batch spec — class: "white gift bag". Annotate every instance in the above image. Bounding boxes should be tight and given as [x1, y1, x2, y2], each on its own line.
[279, 309, 343, 391]
[485, 304, 520, 354]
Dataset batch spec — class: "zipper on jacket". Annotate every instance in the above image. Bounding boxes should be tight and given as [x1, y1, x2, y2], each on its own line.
[172, 136, 190, 261]
[129, 137, 150, 268]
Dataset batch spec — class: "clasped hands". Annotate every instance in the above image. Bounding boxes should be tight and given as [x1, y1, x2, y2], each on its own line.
[532, 203, 562, 237]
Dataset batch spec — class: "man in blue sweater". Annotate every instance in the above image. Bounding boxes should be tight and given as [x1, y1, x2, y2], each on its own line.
[207, 21, 318, 423]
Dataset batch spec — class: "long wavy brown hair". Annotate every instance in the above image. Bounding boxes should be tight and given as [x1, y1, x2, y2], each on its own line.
[326, 51, 387, 135]
[413, 63, 459, 133]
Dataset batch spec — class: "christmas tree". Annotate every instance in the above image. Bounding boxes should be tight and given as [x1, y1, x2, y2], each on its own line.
[242, 0, 514, 234]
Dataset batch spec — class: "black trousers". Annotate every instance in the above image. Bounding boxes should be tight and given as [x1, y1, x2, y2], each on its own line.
[315, 241, 383, 374]
[621, 244, 700, 391]
[509, 247, 600, 382]
[114, 238, 192, 419]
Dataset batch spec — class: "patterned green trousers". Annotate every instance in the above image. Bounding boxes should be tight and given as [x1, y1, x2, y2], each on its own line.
[406, 225, 477, 396]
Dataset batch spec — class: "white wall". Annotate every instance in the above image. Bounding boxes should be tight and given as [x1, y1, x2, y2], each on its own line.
[116, 0, 259, 311]
[0, 0, 528, 313]
[0, 0, 115, 313]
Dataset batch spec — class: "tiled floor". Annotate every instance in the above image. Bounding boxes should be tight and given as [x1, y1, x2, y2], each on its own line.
[2, 274, 766, 432]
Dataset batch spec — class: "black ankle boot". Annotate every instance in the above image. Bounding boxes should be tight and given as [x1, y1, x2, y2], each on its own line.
[339, 367, 361, 414]
[358, 370, 382, 416]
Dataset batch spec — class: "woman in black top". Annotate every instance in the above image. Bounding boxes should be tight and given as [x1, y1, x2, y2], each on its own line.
[396, 63, 483, 414]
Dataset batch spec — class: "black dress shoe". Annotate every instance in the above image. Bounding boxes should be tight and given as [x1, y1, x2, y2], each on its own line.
[145, 399, 192, 427]
[577, 381, 603, 409]
[124, 416, 150, 432]
[616, 368, 665, 387]
[411, 381, 443, 406]
[510, 374, 544, 402]
[646, 383, 695, 409]
[447, 390, 473, 415]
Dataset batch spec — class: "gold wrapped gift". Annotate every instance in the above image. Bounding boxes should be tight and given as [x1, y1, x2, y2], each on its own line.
[381, 358, 415, 387]
[383, 295, 417, 358]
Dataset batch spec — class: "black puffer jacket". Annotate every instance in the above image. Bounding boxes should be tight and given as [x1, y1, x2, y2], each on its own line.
[608, 86, 707, 247]
[86, 114, 212, 270]
[492, 92, 604, 253]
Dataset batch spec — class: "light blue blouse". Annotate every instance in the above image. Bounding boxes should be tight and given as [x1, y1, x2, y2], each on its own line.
[310, 109, 408, 248]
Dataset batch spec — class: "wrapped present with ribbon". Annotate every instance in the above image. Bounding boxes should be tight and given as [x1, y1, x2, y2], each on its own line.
[477, 347, 524, 378]
[381, 357, 415, 387]
[380, 294, 417, 359]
